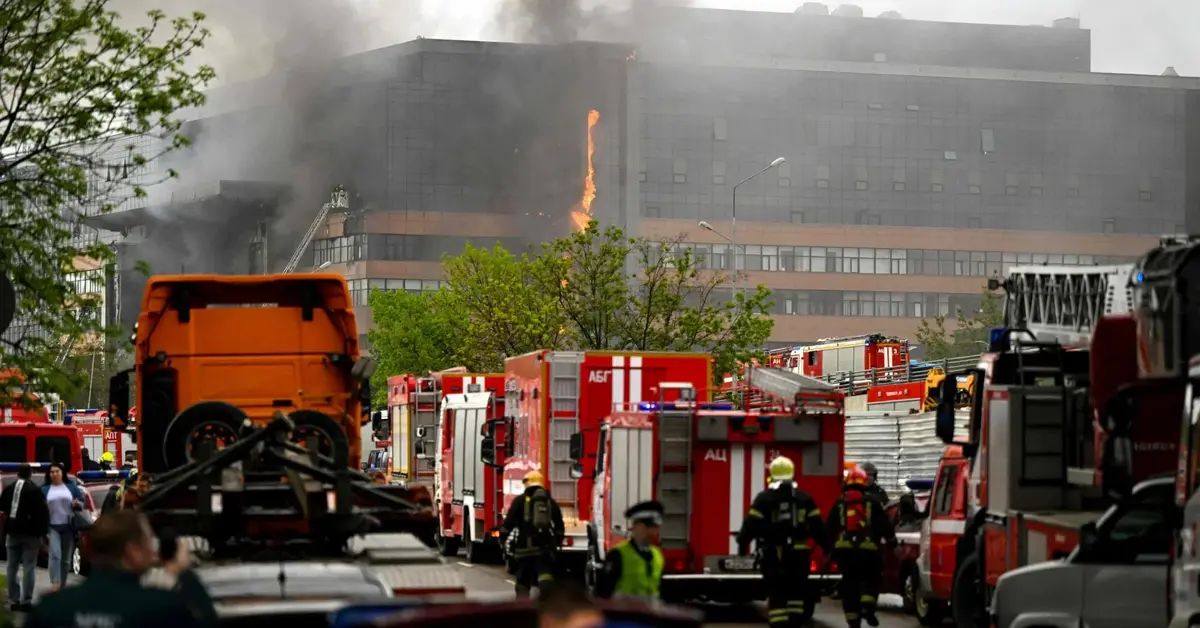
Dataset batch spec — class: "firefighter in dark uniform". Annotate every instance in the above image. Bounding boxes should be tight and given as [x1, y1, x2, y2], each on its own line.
[737, 456, 828, 627]
[827, 467, 896, 628]
[594, 500, 665, 602]
[859, 462, 889, 505]
[501, 470, 565, 596]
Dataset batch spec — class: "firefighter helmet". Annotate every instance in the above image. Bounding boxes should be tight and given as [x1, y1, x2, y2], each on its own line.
[522, 470, 545, 487]
[769, 456, 795, 481]
[844, 467, 869, 487]
[100, 451, 114, 463]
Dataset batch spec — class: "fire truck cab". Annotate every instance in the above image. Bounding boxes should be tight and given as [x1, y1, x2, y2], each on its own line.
[921, 263, 1139, 627]
[584, 369, 845, 614]
[433, 374, 505, 562]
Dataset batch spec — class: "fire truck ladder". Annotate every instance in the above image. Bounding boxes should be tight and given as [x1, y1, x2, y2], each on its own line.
[412, 378, 440, 478]
[743, 366, 838, 410]
[656, 385, 697, 551]
[281, 186, 350, 274]
[547, 353, 584, 507]
[996, 264, 1135, 348]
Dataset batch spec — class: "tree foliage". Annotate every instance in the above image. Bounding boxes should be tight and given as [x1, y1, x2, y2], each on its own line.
[59, 339, 133, 408]
[915, 289, 1005, 361]
[368, 220, 775, 391]
[0, 1, 214, 404]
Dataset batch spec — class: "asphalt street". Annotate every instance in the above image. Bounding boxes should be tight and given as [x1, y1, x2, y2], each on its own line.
[5, 562, 926, 627]
[453, 560, 925, 627]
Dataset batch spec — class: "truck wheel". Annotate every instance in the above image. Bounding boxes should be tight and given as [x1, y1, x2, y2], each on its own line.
[909, 570, 946, 626]
[288, 410, 349, 462]
[436, 533, 460, 557]
[162, 402, 247, 468]
[951, 553, 988, 628]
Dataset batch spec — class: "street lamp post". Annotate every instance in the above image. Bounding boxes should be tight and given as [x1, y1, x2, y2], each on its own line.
[722, 157, 787, 310]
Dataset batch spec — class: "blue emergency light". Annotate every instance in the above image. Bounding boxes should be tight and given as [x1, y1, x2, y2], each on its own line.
[0, 462, 50, 471]
[76, 469, 131, 481]
[636, 402, 736, 411]
[988, 327, 1007, 352]
[328, 601, 430, 628]
[1134, 271, 1144, 285]
[905, 478, 935, 492]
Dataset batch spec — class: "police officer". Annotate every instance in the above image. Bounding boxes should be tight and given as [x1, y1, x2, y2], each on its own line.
[827, 467, 896, 628]
[859, 462, 889, 504]
[737, 456, 828, 627]
[501, 470, 565, 596]
[25, 510, 217, 628]
[594, 500, 664, 601]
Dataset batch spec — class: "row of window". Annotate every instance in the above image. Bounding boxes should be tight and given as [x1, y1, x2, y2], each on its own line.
[313, 235, 525, 265]
[666, 243, 1137, 277]
[766, 290, 983, 318]
[348, 278, 448, 307]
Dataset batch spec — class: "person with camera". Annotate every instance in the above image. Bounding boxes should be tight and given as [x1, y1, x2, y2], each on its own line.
[24, 510, 218, 628]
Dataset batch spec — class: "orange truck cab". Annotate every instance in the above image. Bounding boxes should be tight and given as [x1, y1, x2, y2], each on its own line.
[109, 274, 374, 474]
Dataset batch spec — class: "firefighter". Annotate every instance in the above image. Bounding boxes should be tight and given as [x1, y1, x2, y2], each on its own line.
[827, 467, 896, 628]
[99, 451, 115, 471]
[594, 500, 664, 601]
[501, 470, 564, 597]
[736, 456, 828, 627]
[858, 462, 889, 504]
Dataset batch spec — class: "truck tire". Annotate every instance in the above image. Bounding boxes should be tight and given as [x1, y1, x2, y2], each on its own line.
[436, 532, 460, 557]
[162, 402, 247, 468]
[951, 553, 988, 628]
[288, 410, 349, 462]
[908, 569, 946, 626]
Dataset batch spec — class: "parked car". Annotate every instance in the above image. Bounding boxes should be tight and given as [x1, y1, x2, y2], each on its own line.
[882, 479, 934, 616]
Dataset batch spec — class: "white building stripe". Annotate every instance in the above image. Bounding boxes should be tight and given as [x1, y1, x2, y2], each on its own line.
[629, 356, 643, 405]
[729, 444, 746, 554]
[612, 356, 626, 412]
[750, 444, 766, 496]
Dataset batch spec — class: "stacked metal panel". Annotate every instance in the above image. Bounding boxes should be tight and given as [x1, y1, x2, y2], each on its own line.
[844, 409, 970, 496]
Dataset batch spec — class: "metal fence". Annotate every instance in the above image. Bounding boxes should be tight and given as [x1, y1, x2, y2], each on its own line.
[813, 353, 984, 395]
[844, 409, 970, 496]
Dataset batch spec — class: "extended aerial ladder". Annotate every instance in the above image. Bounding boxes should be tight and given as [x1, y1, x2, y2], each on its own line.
[995, 263, 1135, 347]
[281, 185, 351, 274]
[740, 365, 844, 415]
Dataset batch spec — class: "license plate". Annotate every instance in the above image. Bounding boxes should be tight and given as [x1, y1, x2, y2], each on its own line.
[719, 557, 756, 572]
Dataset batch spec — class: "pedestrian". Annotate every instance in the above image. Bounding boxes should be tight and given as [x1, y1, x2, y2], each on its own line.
[41, 463, 85, 590]
[24, 510, 218, 628]
[737, 456, 829, 627]
[0, 464, 49, 611]
[501, 470, 564, 596]
[827, 467, 896, 628]
[858, 462, 889, 504]
[594, 500, 665, 601]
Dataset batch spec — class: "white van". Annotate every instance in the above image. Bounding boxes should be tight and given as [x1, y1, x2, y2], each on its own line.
[991, 476, 1173, 628]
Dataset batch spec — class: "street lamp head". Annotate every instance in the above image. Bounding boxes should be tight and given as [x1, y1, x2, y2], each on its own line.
[317, 261, 333, 270]
[770, 157, 786, 167]
[698, 221, 715, 231]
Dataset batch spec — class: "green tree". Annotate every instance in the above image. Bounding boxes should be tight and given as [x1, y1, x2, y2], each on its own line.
[368, 220, 776, 387]
[0, 2, 214, 404]
[915, 289, 1005, 361]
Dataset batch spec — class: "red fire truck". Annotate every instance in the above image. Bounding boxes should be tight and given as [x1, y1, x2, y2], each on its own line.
[385, 371, 458, 486]
[913, 262, 1149, 626]
[433, 373, 506, 562]
[792, 334, 909, 385]
[495, 350, 711, 570]
[583, 368, 845, 614]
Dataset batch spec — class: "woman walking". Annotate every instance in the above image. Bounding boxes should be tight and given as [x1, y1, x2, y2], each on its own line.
[41, 464, 85, 590]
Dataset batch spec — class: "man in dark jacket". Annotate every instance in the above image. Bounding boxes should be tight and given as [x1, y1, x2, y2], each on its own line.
[859, 462, 889, 505]
[501, 470, 565, 596]
[25, 510, 218, 628]
[1, 464, 49, 610]
[79, 448, 100, 472]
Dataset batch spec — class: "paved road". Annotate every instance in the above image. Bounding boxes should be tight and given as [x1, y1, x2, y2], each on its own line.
[453, 559, 925, 627]
[4, 562, 925, 627]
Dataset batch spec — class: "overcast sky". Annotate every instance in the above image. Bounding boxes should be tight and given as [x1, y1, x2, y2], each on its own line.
[417, 0, 1199, 77]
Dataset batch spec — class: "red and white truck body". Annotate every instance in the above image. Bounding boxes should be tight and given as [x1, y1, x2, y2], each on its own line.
[386, 373, 443, 486]
[502, 350, 711, 566]
[586, 375, 845, 607]
[433, 374, 506, 562]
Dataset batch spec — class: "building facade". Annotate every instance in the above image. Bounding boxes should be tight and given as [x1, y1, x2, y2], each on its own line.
[96, 8, 1200, 347]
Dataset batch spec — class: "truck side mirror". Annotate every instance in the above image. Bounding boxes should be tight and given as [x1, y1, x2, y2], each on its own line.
[108, 369, 133, 427]
[370, 410, 383, 432]
[351, 356, 377, 381]
[1078, 521, 1099, 559]
[481, 437, 496, 467]
[359, 380, 372, 421]
[568, 433, 584, 462]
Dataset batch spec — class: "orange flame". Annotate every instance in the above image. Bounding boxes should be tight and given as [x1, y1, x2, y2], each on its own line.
[571, 109, 601, 231]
